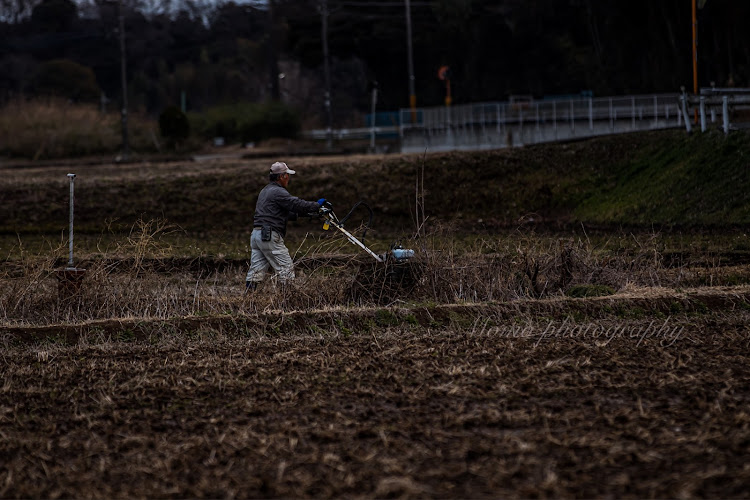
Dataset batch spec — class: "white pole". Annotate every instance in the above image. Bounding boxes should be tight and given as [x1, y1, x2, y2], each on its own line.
[67, 173, 76, 268]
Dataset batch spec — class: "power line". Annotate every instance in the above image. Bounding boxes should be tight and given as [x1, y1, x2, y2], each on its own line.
[335, 1, 432, 6]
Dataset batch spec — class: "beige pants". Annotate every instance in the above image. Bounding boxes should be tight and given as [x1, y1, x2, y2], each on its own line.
[245, 228, 295, 283]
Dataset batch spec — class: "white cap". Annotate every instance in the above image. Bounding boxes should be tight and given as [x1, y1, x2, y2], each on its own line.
[270, 161, 295, 175]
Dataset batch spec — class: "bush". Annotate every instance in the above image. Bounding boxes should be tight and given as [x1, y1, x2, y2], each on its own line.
[32, 59, 100, 102]
[189, 101, 301, 144]
[239, 101, 301, 143]
[159, 105, 190, 148]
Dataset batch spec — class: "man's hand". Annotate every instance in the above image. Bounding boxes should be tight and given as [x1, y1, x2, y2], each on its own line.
[317, 198, 326, 206]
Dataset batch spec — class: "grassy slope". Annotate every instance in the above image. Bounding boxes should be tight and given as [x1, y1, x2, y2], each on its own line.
[575, 130, 750, 225]
[1, 129, 750, 236]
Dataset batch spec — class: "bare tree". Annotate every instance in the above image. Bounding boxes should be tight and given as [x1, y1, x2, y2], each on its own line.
[0, 0, 42, 22]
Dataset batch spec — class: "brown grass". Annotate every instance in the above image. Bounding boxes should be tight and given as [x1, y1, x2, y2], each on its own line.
[0, 98, 160, 159]
[1, 218, 746, 328]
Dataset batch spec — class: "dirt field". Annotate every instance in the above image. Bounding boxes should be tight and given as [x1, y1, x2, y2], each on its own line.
[3, 136, 750, 498]
[2, 286, 750, 498]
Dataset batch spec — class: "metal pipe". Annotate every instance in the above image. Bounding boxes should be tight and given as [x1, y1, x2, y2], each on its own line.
[67, 173, 76, 268]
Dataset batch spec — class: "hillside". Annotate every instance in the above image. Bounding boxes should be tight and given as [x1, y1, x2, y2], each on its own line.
[1, 130, 750, 239]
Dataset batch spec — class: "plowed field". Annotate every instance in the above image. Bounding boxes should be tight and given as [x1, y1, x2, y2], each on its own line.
[2, 287, 750, 498]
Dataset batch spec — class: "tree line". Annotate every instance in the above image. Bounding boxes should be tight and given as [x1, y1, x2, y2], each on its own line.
[1, 0, 749, 128]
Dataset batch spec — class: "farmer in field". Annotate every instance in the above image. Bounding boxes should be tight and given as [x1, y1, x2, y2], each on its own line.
[245, 161, 325, 290]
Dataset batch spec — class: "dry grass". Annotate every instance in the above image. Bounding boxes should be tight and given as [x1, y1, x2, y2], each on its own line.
[0, 218, 739, 328]
[0, 98, 159, 159]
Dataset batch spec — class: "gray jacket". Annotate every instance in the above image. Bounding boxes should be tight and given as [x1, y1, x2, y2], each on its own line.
[253, 182, 320, 236]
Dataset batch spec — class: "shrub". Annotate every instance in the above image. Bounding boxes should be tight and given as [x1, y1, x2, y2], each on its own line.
[240, 101, 301, 143]
[32, 59, 100, 102]
[189, 101, 301, 144]
[159, 105, 190, 148]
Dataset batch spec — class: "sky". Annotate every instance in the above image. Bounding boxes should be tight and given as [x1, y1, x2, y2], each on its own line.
[0, 0, 270, 23]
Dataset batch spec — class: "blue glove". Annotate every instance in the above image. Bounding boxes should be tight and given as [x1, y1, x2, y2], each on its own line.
[317, 198, 326, 206]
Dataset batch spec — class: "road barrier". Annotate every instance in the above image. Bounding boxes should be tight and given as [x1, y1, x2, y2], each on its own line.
[303, 90, 750, 153]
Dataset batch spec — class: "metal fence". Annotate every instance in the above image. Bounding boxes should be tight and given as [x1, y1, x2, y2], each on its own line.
[303, 91, 750, 153]
[398, 94, 687, 153]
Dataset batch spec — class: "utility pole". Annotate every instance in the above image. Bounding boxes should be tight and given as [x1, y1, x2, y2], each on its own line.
[268, 0, 280, 101]
[369, 81, 378, 153]
[118, 0, 130, 160]
[405, 0, 416, 123]
[692, 0, 698, 123]
[320, 0, 333, 149]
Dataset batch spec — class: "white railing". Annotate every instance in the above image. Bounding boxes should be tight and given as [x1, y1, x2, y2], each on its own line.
[397, 94, 688, 153]
[303, 91, 750, 153]
[399, 94, 683, 135]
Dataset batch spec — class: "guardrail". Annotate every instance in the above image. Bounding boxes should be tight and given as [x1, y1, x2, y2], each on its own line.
[399, 94, 682, 134]
[303, 90, 750, 153]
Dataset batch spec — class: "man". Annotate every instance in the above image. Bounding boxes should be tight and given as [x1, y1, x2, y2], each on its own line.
[245, 161, 325, 290]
